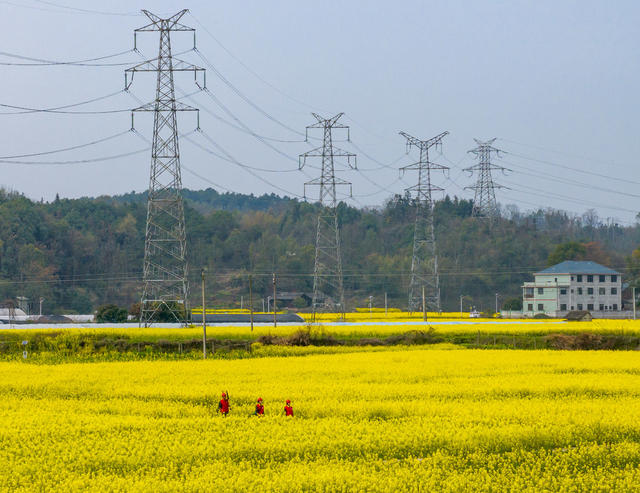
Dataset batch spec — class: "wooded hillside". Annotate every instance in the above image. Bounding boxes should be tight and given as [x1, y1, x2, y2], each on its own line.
[1, 187, 637, 314]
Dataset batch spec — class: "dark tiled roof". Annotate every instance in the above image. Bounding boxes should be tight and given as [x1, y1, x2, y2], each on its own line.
[537, 260, 620, 275]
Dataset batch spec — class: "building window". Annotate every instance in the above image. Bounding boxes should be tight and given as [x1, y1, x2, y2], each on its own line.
[528, 304, 533, 311]
[560, 288, 567, 295]
[599, 287, 605, 295]
[560, 304, 567, 311]
[613, 304, 618, 310]
[577, 304, 583, 310]
[577, 287, 583, 295]
[577, 275, 583, 282]
[588, 287, 594, 295]
[587, 303, 594, 311]
[537, 287, 544, 295]
[599, 304, 604, 311]
[611, 287, 617, 295]
[537, 304, 544, 311]
[587, 275, 593, 282]
[612, 275, 617, 282]
[599, 275, 605, 282]
[524, 287, 534, 298]
[571, 276, 574, 281]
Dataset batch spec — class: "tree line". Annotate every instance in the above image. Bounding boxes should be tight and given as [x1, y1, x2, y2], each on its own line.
[0, 187, 637, 315]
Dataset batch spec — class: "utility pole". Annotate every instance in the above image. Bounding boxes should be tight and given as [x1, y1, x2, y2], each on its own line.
[126, 10, 205, 327]
[634, 287, 637, 320]
[422, 286, 427, 322]
[495, 293, 499, 314]
[384, 292, 388, 317]
[299, 113, 356, 321]
[201, 268, 206, 359]
[460, 295, 470, 317]
[249, 274, 254, 331]
[272, 272, 277, 328]
[464, 139, 510, 219]
[399, 130, 449, 313]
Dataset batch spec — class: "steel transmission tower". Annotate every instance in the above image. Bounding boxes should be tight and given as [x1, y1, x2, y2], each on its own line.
[125, 10, 205, 326]
[399, 131, 449, 313]
[464, 139, 509, 218]
[299, 113, 356, 319]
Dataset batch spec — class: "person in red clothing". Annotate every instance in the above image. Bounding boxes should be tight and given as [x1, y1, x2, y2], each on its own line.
[254, 397, 264, 416]
[284, 399, 293, 417]
[217, 391, 230, 416]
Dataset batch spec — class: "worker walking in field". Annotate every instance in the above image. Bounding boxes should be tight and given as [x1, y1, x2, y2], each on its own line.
[254, 397, 264, 416]
[284, 399, 293, 417]
[217, 391, 230, 416]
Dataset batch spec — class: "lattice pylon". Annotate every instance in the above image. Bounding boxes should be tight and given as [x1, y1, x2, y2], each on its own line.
[464, 138, 510, 219]
[125, 10, 205, 326]
[399, 130, 449, 313]
[299, 113, 356, 320]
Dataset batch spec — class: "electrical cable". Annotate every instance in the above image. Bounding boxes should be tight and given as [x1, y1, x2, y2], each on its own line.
[190, 130, 300, 173]
[501, 149, 640, 187]
[185, 130, 304, 198]
[0, 49, 137, 66]
[0, 90, 124, 115]
[200, 88, 306, 164]
[194, 49, 307, 138]
[0, 130, 133, 159]
[181, 165, 236, 194]
[30, 0, 140, 16]
[188, 12, 324, 113]
[497, 137, 633, 170]
[176, 87, 306, 143]
[348, 140, 407, 171]
[501, 180, 637, 215]
[0, 137, 149, 165]
[500, 159, 640, 199]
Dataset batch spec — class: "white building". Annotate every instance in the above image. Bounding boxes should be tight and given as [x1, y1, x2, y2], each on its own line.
[522, 260, 622, 317]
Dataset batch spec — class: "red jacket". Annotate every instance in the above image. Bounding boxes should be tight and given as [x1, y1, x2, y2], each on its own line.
[284, 405, 293, 416]
[255, 403, 264, 415]
[218, 399, 229, 414]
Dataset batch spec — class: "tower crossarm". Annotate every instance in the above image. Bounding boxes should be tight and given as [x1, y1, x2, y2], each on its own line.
[399, 130, 449, 151]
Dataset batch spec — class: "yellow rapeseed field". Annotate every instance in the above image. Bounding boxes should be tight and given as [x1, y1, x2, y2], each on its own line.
[1, 349, 640, 491]
[8, 318, 634, 341]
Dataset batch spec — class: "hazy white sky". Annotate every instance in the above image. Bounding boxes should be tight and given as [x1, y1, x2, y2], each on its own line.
[0, 0, 638, 223]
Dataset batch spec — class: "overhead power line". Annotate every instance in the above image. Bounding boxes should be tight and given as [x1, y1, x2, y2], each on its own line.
[188, 130, 304, 198]
[0, 49, 135, 66]
[189, 131, 300, 173]
[0, 90, 124, 114]
[0, 147, 149, 165]
[501, 159, 640, 199]
[193, 49, 307, 138]
[0, 130, 133, 159]
[502, 149, 640, 187]
[30, 0, 140, 16]
[188, 12, 323, 113]
[200, 88, 306, 150]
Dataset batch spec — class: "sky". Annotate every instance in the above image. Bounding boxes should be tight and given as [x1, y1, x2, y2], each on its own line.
[0, 0, 639, 224]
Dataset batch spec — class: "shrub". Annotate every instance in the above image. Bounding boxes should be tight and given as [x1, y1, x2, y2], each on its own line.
[95, 304, 128, 323]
